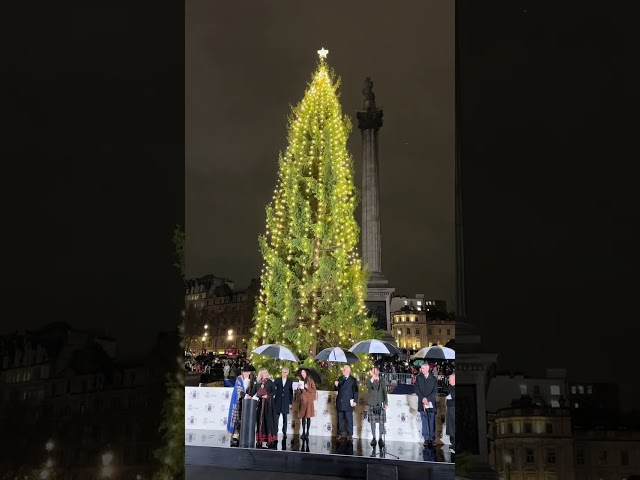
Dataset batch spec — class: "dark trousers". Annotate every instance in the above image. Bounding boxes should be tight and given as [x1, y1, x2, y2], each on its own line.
[274, 411, 288, 434]
[337, 409, 353, 436]
[420, 409, 436, 441]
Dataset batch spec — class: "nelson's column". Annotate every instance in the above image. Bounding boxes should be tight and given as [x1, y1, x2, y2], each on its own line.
[357, 77, 395, 341]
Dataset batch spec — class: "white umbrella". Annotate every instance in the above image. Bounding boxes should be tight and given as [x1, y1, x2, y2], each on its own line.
[314, 347, 360, 363]
[349, 339, 401, 355]
[251, 344, 300, 363]
[411, 345, 455, 361]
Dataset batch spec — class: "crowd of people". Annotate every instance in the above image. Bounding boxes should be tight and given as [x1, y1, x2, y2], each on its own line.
[223, 362, 455, 452]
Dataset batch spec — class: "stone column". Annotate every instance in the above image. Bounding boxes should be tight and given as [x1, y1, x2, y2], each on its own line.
[357, 82, 386, 286]
[357, 77, 395, 340]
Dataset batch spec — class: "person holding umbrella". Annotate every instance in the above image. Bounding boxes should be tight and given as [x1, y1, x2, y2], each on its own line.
[296, 368, 317, 440]
[334, 364, 359, 441]
[366, 365, 388, 448]
[415, 362, 438, 448]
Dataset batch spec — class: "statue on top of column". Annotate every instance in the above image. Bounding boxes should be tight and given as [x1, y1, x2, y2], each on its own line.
[363, 77, 375, 103]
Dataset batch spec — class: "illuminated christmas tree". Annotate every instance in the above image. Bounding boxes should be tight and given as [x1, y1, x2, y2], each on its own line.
[250, 48, 378, 360]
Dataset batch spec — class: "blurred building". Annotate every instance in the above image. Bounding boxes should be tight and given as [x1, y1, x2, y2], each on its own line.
[184, 274, 259, 354]
[390, 306, 455, 350]
[0, 322, 174, 479]
[486, 369, 640, 480]
[487, 368, 570, 413]
[389, 294, 447, 314]
[490, 403, 575, 480]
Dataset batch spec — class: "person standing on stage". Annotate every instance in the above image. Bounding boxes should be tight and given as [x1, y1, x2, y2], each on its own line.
[273, 367, 294, 440]
[366, 365, 388, 448]
[226, 365, 255, 445]
[334, 364, 359, 441]
[296, 368, 317, 440]
[247, 368, 277, 449]
[446, 370, 456, 453]
[416, 362, 438, 447]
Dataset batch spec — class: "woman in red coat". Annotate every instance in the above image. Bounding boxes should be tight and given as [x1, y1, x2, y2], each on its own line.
[296, 368, 317, 440]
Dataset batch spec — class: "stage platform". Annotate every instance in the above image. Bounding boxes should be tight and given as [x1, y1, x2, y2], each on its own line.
[186, 430, 454, 480]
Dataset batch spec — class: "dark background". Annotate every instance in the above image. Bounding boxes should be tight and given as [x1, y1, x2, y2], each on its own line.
[457, 1, 640, 409]
[186, 0, 456, 307]
[1, 4, 185, 360]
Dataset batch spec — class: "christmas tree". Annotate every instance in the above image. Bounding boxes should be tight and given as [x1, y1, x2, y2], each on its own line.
[250, 48, 378, 360]
[153, 226, 185, 480]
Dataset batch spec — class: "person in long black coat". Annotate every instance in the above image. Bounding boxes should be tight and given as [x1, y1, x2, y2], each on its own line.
[334, 364, 359, 441]
[273, 367, 294, 439]
[247, 368, 277, 448]
[446, 371, 455, 452]
[415, 363, 438, 447]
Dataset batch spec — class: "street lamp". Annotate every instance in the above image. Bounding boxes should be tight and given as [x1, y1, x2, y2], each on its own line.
[45, 440, 54, 452]
[101, 451, 114, 478]
[504, 453, 512, 480]
[204, 324, 208, 329]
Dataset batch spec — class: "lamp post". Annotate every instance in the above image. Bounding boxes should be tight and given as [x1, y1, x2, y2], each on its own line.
[227, 329, 234, 352]
[101, 451, 114, 478]
[504, 453, 512, 480]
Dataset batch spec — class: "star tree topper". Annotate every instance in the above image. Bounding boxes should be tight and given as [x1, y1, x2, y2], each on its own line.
[317, 47, 329, 58]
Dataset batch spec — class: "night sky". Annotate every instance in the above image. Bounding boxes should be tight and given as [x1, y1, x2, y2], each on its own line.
[458, 1, 640, 409]
[186, 1, 456, 307]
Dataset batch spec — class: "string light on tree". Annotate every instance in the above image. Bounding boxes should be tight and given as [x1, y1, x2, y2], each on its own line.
[249, 48, 380, 359]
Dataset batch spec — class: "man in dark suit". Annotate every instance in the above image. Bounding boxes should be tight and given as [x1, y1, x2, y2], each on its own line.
[273, 367, 294, 439]
[334, 364, 359, 441]
[415, 363, 438, 447]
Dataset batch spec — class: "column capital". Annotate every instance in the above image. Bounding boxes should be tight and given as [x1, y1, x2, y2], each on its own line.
[357, 108, 383, 131]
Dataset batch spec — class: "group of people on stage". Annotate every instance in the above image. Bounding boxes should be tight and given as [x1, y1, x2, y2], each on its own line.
[226, 365, 318, 449]
[226, 362, 455, 452]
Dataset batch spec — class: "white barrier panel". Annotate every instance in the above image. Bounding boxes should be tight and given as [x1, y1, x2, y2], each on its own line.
[185, 386, 449, 443]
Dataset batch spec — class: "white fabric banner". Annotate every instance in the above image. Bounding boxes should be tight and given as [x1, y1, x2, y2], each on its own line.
[185, 386, 449, 443]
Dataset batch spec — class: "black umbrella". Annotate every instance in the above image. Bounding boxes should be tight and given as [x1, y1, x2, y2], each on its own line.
[296, 367, 322, 384]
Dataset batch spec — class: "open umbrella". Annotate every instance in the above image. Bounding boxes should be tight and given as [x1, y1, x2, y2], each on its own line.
[315, 347, 360, 363]
[411, 345, 455, 361]
[251, 344, 300, 363]
[295, 367, 322, 384]
[349, 339, 401, 355]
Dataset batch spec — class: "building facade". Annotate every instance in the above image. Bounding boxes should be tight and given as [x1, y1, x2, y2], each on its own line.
[184, 275, 259, 354]
[0, 322, 174, 479]
[490, 405, 575, 480]
[390, 306, 455, 350]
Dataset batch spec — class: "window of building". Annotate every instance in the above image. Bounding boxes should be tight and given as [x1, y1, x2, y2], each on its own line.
[586, 385, 592, 394]
[550, 400, 560, 408]
[404, 300, 408, 305]
[550, 385, 560, 396]
[520, 385, 528, 395]
[571, 385, 576, 394]
[576, 450, 584, 464]
[417, 301, 422, 306]
[447, 328, 451, 335]
[524, 422, 532, 433]
[406, 328, 411, 335]
[533, 385, 541, 395]
[621, 450, 629, 466]
[546, 449, 556, 464]
[599, 450, 607, 464]
[574, 402, 579, 408]
[428, 329, 432, 335]
[507, 423, 513, 434]
[545, 423, 553, 434]
[415, 329, 420, 335]
[577, 385, 584, 394]
[525, 449, 535, 464]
